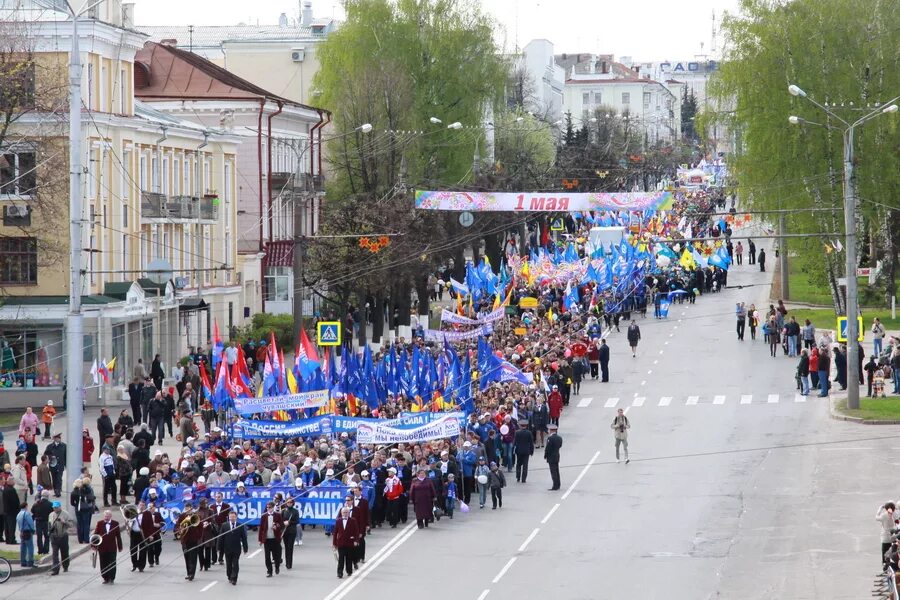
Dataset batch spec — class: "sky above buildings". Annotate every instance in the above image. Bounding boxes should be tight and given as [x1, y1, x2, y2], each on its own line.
[133, 0, 742, 61]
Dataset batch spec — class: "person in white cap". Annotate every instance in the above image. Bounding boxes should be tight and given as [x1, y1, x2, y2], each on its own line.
[459, 441, 477, 505]
[133, 467, 151, 503]
[384, 467, 403, 528]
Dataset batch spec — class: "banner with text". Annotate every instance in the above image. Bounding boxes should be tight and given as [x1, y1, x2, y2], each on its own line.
[422, 323, 493, 342]
[356, 414, 461, 444]
[232, 389, 329, 416]
[440, 307, 506, 325]
[415, 190, 674, 212]
[233, 411, 468, 440]
[158, 485, 350, 527]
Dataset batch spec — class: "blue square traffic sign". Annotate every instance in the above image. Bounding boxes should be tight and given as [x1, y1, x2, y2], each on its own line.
[836, 316, 863, 342]
[317, 321, 341, 346]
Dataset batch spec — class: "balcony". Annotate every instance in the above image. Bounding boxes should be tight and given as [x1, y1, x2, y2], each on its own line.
[141, 192, 218, 221]
[270, 172, 325, 194]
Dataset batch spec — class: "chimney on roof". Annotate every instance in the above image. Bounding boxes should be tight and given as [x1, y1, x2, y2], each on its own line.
[160, 39, 178, 47]
[279, 12, 289, 27]
[591, 55, 598, 74]
[122, 2, 134, 29]
[301, 1, 313, 26]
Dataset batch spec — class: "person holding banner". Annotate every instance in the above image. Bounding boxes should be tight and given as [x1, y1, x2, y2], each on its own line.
[281, 497, 299, 570]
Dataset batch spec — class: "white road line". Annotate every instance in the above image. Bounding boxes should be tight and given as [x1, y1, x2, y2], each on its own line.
[632, 397, 645, 407]
[561, 450, 601, 501]
[604, 397, 619, 408]
[768, 394, 779, 404]
[248, 548, 262, 559]
[658, 396, 672, 406]
[323, 523, 417, 600]
[664, 341, 669, 346]
[647, 369, 653, 375]
[669, 333, 674, 337]
[713, 395, 726, 405]
[577, 397, 593, 408]
[795, 393, 806, 403]
[658, 350, 664, 355]
[518, 528, 540, 552]
[640, 380, 646, 386]
[477, 590, 491, 600]
[623, 406, 630, 415]
[681, 311, 686, 316]
[673, 325, 678, 330]
[201, 582, 218, 593]
[541, 503, 561, 524]
[686, 395, 699, 405]
[653, 360, 658, 365]
[492, 557, 517, 584]
[740, 394, 752, 405]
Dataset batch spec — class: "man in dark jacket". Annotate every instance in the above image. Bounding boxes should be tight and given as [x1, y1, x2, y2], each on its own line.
[44, 433, 67, 497]
[139, 378, 157, 425]
[147, 393, 166, 445]
[132, 424, 153, 451]
[31, 490, 53, 554]
[281, 497, 299, 570]
[544, 423, 563, 491]
[2, 481, 18, 543]
[150, 354, 165, 392]
[531, 398, 550, 448]
[96, 409, 114, 457]
[599, 338, 611, 382]
[127, 378, 143, 424]
[221, 511, 248, 585]
[513, 421, 534, 483]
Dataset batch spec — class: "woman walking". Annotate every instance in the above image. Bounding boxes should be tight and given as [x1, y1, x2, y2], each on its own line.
[801, 319, 816, 350]
[809, 346, 820, 390]
[766, 316, 780, 358]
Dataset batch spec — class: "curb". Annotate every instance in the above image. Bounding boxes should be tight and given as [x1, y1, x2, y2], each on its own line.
[828, 396, 900, 425]
[8, 540, 91, 578]
[0, 410, 67, 442]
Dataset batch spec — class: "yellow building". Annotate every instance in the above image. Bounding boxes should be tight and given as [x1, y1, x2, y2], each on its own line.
[0, 0, 244, 406]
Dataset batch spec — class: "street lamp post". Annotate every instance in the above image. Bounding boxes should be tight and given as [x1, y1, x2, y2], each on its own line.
[788, 84, 899, 409]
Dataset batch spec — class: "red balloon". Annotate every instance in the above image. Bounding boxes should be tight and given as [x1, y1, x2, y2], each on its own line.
[551, 361, 559, 371]
[495, 350, 504, 358]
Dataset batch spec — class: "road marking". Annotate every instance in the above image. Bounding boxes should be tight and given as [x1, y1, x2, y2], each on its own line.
[768, 394, 779, 404]
[561, 450, 601, 501]
[323, 523, 417, 600]
[669, 333, 674, 337]
[640, 380, 646, 386]
[623, 406, 630, 415]
[713, 395, 726, 405]
[686, 395, 699, 405]
[248, 548, 262, 559]
[518, 528, 540, 552]
[673, 325, 678, 330]
[658, 396, 672, 406]
[647, 369, 653, 375]
[577, 397, 593, 408]
[477, 591, 491, 600]
[201, 582, 217, 593]
[633, 397, 645, 407]
[740, 394, 752, 405]
[604, 397, 619, 408]
[659, 350, 664, 355]
[653, 359, 658, 365]
[664, 341, 669, 345]
[541, 503, 561, 524]
[492, 557, 517, 584]
[795, 394, 806, 403]
[681, 311, 686, 316]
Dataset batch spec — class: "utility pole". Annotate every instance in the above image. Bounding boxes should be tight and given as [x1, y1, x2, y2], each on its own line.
[778, 212, 789, 300]
[842, 126, 860, 409]
[292, 166, 307, 335]
[65, 12, 84, 492]
[196, 134, 208, 346]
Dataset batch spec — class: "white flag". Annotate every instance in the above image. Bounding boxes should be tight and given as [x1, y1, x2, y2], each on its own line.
[89, 359, 99, 385]
[833, 240, 844, 252]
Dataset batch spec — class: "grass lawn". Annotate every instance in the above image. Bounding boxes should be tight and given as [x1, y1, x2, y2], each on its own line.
[0, 549, 46, 561]
[786, 261, 897, 308]
[789, 308, 900, 334]
[835, 397, 900, 421]
[0, 413, 22, 429]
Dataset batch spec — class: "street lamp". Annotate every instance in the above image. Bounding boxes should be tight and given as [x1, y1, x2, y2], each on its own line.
[357, 123, 373, 133]
[447, 121, 463, 130]
[788, 83, 900, 409]
[429, 117, 442, 124]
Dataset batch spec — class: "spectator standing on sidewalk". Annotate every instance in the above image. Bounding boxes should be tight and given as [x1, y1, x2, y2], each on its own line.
[41, 401, 56, 440]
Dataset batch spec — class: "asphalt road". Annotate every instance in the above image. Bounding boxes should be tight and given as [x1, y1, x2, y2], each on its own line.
[5, 245, 897, 600]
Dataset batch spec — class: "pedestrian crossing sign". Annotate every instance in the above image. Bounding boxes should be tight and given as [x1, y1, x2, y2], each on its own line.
[836, 316, 863, 342]
[550, 218, 565, 231]
[317, 321, 341, 346]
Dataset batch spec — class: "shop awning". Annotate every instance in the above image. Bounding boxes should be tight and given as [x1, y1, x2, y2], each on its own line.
[264, 240, 294, 268]
[179, 297, 208, 313]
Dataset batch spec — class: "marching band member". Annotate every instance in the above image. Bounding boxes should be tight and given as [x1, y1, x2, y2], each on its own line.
[210, 491, 231, 565]
[349, 482, 370, 567]
[174, 502, 202, 581]
[93, 510, 123, 584]
[140, 501, 164, 567]
[281, 497, 300, 570]
[128, 502, 147, 572]
[257, 501, 284, 577]
[196, 497, 215, 571]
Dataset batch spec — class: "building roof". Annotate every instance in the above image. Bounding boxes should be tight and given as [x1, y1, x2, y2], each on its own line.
[554, 53, 636, 78]
[103, 279, 167, 301]
[134, 41, 323, 113]
[565, 77, 665, 86]
[0, 295, 119, 306]
[138, 21, 336, 48]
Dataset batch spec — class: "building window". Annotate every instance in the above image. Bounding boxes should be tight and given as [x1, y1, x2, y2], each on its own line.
[621, 92, 630, 105]
[111, 324, 125, 385]
[264, 266, 290, 302]
[0, 237, 37, 284]
[0, 151, 36, 196]
[593, 92, 601, 105]
[643, 91, 651, 108]
[582, 92, 589, 106]
[0, 328, 63, 389]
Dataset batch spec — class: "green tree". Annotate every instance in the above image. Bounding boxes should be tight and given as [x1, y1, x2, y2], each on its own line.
[680, 86, 699, 142]
[706, 0, 900, 310]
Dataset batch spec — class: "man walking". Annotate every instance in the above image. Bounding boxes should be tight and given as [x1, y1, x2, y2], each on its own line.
[93, 510, 123, 584]
[599, 338, 610, 382]
[333, 506, 360, 579]
[258, 501, 283, 577]
[736, 302, 746, 341]
[817, 347, 831, 397]
[627, 321, 641, 358]
[48, 501, 72, 575]
[748, 239, 756, 265]
[513, 420, 534, 483]
[611, 408, 631, 464]
[43, 433, 66, 497]
[758, 248, 766, 272]
[221, 511, 247, 585]
[281, 497, 299, 570]
[544, 423, 563, 491]
[31, 489, 52, 556]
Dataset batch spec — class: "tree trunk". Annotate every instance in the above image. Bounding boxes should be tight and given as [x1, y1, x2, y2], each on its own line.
[452, 246, 465, 281]
[518, 221, 528, 256]
[415, 273, 430, 324]
[372, 294, 385, 345]
[396, 281, 412, 327]
[484, 232, 502, 269]
[357, 293, 368, 348]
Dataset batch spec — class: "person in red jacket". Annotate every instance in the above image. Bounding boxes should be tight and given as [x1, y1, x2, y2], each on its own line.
[93, 510, 123, 584]
[548, 385, 563, 426]
[257, 501, 284, 577]
[81, 429, 94, 469]
[333, 506, 359, 579]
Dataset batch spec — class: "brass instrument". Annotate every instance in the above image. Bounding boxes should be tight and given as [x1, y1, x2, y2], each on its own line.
[89, 534, 103, 568]
[177, 513, 200, 538]
[121, 504, 138, 520]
